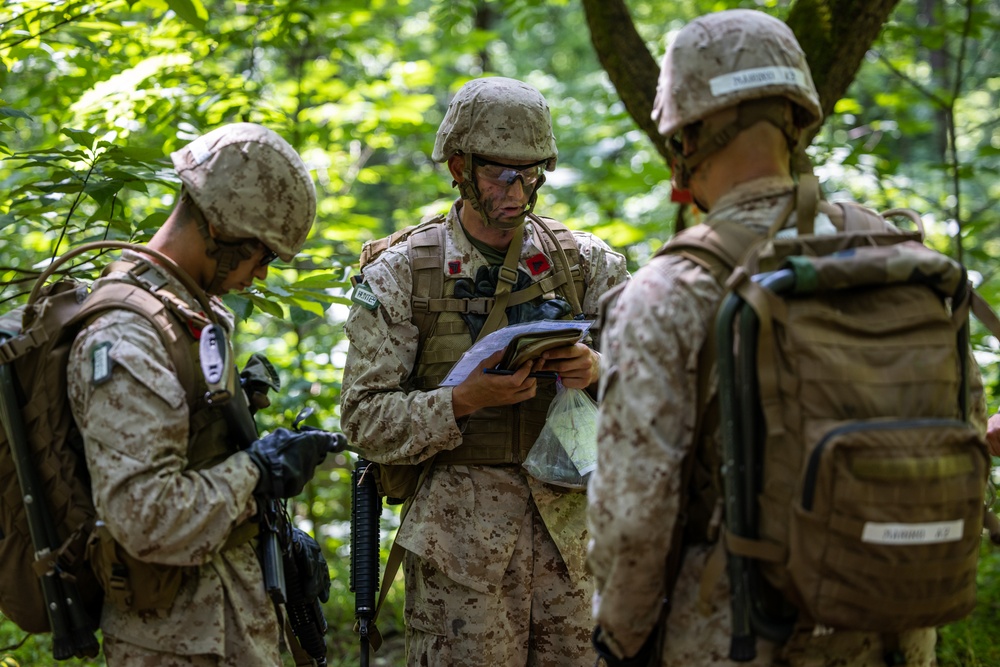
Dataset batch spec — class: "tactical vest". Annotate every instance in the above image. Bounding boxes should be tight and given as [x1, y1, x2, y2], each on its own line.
[84, 259, 252, 613]
[356, 214, 586, 498]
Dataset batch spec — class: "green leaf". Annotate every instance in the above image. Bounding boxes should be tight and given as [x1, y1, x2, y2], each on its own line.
[110, 146, 166, 162]
[0, 106, 31, 120]
[222, 294, 254, 321]
[136, 211, 170, 231]
[290, 305, 321, 325]
[291, 274, 351, 290]
[166, 0, 208, 30]
[61, 129, 97, 148]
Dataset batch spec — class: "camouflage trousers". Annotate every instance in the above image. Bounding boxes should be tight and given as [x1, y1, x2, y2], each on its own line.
[658, 543, 937, 667]
[403, 501, 593, 666]
[102, 630, 280, 667]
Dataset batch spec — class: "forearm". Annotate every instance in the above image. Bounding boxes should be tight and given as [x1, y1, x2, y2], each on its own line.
[342, 381, 463, 463]
[90, 440, 259, 566]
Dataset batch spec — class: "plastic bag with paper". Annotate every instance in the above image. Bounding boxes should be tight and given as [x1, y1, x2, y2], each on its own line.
[522, 382, 598, 490]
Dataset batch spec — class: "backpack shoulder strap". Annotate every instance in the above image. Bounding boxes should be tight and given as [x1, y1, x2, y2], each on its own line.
[659, 220, 763, 287]
[527, 214, 585, 315]
[407, 220, 448, 342]
[74, 277, 199, 406]
[352, 216, 448, 344]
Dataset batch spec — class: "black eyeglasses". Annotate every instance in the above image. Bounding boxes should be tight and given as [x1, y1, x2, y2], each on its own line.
[259, 244, 279, 268]
[472, 156, 547, 189]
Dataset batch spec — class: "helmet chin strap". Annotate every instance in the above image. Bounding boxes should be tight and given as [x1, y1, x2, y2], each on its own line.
[457, 157, 545, 231]
[191, 202, 258, 294]
[672, 98, 801, 197]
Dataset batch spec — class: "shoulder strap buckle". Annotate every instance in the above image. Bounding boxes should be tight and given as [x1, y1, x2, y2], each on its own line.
[497, 265, 519, 286]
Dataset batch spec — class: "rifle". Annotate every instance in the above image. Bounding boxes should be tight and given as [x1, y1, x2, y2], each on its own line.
[200, 324, 340, 666]
[351, 458, 382, 667]
[0, 350, 100, 660]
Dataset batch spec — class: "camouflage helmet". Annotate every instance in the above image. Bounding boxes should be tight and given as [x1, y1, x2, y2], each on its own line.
[171, 123, 316, 262]
[652, 9, 822, 139]
[432, 77, 558, 170]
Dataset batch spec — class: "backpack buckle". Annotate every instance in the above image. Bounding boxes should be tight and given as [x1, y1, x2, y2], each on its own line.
[497, 266, 519, 286]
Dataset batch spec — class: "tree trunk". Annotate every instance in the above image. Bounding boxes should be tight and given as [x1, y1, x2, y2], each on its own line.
[786, 0, 902, 142]
[582, 0, 903, 150]
[580, 0, 667, 161]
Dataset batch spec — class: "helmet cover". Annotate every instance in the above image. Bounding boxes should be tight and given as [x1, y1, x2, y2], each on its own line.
[652, 9, 822, 139]
[432, 77, 558, 169]
[171, 123, 316, 261]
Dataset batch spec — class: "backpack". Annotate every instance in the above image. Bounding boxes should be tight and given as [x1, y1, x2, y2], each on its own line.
[663, 183, 996, 660]
[353, 212, 585, 503]
[0, 241, 213, 660]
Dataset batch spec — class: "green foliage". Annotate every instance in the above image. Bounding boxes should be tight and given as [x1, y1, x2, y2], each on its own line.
[2, 0, 1000, 664]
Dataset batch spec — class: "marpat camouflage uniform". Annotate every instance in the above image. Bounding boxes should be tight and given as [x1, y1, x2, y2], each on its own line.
[343, 201, 628, 666]
[67, 252, 279, 666]
[588, 178, 939, 667]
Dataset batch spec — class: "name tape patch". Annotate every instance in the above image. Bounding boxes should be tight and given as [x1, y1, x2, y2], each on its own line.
[861, 519, 964, 546]
[351, 283, 380, 310]
[709, 66, 807, 97]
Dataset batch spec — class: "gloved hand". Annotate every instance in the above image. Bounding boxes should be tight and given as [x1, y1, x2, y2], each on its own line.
[290, 528, 331, 604]
[246, 428, 343, 498]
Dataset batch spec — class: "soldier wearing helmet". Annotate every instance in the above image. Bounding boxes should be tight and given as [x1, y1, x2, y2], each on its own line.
[342, 77, 628, 665]
[587, 10, 937, 667]
[67, 123, 339, 665]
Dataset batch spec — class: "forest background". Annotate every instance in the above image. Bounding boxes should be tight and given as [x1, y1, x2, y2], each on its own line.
[1, 0, 999, 665]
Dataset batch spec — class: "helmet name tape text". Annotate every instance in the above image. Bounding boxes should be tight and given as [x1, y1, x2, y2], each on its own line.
[710, 66, 808, 98]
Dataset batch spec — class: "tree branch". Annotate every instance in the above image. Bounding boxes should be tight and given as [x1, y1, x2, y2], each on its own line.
[580, 0, 667, 162]
[582, 0, 903, 152]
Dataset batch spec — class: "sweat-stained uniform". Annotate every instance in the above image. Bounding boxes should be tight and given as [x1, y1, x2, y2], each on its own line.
[588, 177, 940, 667]
[67, 252, 279, 666]
[342, 200, 628, 666]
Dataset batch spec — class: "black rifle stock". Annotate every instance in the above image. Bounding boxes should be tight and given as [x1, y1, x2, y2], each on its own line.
[351, 458, 381, 667]
[0, 347, 99, 660]
[283, 540, 329, 667]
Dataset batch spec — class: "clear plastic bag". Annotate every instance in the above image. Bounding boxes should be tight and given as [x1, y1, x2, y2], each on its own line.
[522, 383, 598, 490]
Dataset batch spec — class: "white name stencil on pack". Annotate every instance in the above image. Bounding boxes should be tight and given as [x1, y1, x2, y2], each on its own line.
[860, 519, 964, 546]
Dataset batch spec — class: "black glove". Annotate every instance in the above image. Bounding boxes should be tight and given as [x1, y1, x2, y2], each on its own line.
[454, 264, 572, 341]
[592, 625, 657, 667]
[290, 528, 331, 604]
[246, 428, 342, 498]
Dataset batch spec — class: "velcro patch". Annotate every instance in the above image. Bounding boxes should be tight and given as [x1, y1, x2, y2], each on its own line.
[448, 260, 462, 275]
[351, 282, 380, 310]
[526, 253, 551, 275]
[91, 341, 113, 385]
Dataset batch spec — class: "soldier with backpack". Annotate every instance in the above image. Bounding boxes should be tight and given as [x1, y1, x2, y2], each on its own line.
[341, 77, 628, 665]
[588, 9, 988, 667]
[64, 123, 340, 665]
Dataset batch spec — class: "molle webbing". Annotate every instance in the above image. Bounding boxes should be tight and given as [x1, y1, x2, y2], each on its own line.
[410, 216, 584, 466]
[407, 216, 585, 342]
[434, 380, 559, 466]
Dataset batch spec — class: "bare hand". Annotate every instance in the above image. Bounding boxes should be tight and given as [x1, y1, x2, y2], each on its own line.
[537, 342, 599, 390]
[987, 413, 1000, 457]
[452, 350, 538, 418]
